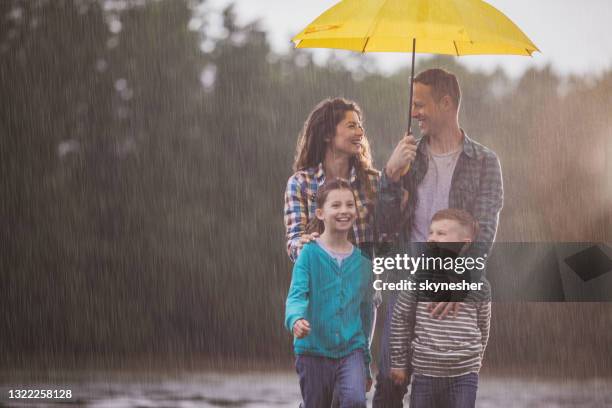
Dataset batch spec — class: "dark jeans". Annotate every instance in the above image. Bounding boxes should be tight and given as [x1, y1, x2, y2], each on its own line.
[373, 292, 409, 407]
[410, 373, 479, 408]
[296, 350, 367, 408]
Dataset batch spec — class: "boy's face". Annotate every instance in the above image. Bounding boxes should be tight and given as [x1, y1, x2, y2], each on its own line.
[427, 219, 472, 243]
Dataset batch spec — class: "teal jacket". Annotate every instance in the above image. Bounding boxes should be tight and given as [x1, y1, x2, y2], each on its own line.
[285, 242, 373, 377]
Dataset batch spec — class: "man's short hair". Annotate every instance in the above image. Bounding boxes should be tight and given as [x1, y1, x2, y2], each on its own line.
[414, 68, 461, 109]
[431, 208, 479, 240]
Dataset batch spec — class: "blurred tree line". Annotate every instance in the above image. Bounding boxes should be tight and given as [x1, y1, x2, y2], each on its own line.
[1, 0, 610, 375]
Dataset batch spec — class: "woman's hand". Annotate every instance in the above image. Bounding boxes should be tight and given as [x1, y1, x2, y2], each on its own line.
[293, 319, 311, 338]
[428, 302, 462, 319]
[296, 232, 320, 252]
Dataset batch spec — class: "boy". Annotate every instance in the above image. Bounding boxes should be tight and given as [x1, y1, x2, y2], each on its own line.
[389, 208, 491, 408]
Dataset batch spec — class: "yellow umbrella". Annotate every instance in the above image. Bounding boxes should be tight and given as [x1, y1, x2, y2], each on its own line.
[293, 0, 539, 133]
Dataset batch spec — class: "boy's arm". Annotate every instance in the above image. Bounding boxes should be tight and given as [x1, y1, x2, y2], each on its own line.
[285, 247, 310, 332]
[477, 282, 492, 356]
[390, 287, 417, 369]
[360, 261, 374, 379]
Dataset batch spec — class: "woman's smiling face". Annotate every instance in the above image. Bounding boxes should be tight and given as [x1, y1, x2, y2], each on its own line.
[329, 110, 364, 157]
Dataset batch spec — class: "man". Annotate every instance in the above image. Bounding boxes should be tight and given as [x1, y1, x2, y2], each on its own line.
[372, 68, 504, 407]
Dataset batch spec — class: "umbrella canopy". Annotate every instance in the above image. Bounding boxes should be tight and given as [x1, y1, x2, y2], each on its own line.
[292, 0, 539, 148]
[292, 0, 539, 56]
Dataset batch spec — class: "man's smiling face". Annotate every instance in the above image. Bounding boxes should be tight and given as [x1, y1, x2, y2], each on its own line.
[411, 82, 445, 138]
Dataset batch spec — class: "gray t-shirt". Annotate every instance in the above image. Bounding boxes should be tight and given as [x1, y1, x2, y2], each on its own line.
[316, 239, 354, 266]
[410, 145, 462, 242]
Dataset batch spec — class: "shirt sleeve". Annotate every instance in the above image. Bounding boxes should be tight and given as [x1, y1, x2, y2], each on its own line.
[376, 171, 403, 237]
[285, 246, 311, 332]
[390, 286, 417, 369]
[284, 175, 308, 262]
[464, 151, 504, 271]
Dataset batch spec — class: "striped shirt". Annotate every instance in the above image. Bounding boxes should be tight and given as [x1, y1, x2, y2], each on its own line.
[390, 278, 491, 377]
[284, 163, 380, 262]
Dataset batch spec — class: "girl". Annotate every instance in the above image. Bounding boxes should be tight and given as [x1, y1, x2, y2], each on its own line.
[284, 97, 380, 262]
[285, 178, 373, 408]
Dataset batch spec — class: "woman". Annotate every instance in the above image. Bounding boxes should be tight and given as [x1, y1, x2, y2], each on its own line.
[284, 97, 381, 262]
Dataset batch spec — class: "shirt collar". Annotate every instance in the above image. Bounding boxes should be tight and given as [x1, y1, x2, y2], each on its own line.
[416, 129, 482, 160]
[316, 162, 358, 184]
[349, 165, 357, 183]
[315, 163, 325, 183]
[461, 132, 482, 159]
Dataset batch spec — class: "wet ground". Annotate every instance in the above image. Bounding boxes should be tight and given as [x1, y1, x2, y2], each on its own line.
[1, 372, 611, 407]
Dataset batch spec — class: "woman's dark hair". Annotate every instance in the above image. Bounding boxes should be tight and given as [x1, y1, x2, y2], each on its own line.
[293, 97, 376, 199]
[306, 178, 356, 235]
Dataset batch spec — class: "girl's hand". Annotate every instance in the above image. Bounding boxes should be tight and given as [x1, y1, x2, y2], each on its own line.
[390, 368, 408, 386]
[293, 319, 311, 338]
[366, 377, 373, 392]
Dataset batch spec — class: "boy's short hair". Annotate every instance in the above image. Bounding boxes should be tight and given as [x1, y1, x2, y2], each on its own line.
[414, 68, 461, 109]
[431, 208, 479, 240]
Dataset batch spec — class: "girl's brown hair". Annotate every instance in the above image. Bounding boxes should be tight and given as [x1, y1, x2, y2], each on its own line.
[306, 178, 356, 235]
[293, 97, 376, 199]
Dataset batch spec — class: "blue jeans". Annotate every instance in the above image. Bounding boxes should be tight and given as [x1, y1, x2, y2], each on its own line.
[410, 373, 479, 408]
[373, 292, 409, 407]
[295, 350, 367, 408]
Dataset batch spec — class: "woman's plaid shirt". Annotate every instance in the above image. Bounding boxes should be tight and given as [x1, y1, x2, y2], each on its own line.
[284, 163, 380, 262]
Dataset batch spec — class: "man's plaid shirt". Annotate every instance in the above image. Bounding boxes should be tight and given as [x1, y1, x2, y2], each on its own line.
[377, 133, 503, 263]
[284, 163, 380, 262]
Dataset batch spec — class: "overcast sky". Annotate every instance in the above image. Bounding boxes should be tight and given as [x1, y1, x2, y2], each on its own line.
[206, 0, 612, 78]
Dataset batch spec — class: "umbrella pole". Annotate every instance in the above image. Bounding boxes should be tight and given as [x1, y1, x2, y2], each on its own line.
[406, 38, 416, 134]
[400, 39, 416, 177]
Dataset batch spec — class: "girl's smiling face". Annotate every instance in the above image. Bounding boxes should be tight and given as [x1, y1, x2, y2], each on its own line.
[315, 188, 357, 233]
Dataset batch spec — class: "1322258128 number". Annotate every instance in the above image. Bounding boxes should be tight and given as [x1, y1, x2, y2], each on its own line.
[8, 389, 72, 399]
